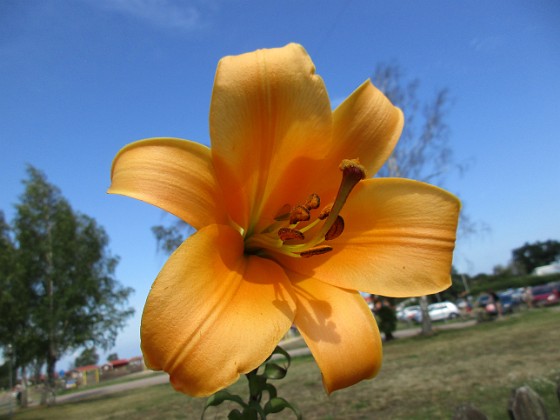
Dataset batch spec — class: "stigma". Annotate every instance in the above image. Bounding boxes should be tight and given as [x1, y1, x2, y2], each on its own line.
[244, 159, 366, 258]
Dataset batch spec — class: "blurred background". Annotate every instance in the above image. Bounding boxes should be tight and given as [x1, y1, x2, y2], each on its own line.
[1, 0, 559, 369]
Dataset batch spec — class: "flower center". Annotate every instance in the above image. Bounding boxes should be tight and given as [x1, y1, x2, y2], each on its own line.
[244, 159, 366, 258]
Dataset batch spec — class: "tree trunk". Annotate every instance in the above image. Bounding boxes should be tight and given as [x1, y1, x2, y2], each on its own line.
[46, 350, 56, 389]
[20, 367, 29, 408]
[40, 351, 57, 406]
[420, 295, 433, 335]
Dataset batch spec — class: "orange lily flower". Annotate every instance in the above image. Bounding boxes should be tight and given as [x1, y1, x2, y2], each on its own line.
[109, 43, 460, 397]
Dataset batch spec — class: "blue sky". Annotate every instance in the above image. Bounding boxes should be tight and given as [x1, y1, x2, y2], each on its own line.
[1, 0, 559, 368]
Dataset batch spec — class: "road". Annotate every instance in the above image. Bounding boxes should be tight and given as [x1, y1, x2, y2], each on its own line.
[55, 371, 171, 404]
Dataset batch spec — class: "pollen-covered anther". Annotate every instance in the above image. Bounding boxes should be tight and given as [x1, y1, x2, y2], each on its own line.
[304, 193, 320, 210]
[297, 245, 333, 258]
[289, 205, 311, 225]
[325, 216, 344, 240]
[278, 227, 304, 242]
[318, 204, 332, 220]
[339, 159, 367, 183]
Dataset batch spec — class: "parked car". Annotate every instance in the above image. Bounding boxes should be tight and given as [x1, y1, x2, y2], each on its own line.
[476, 290, 525, 321]
[413, 302, 460, 322]
[397, 305, 421, 322]
[497, 293, 520, 314]
[531, 284, 560, 306]
[476, 293, 505, 320]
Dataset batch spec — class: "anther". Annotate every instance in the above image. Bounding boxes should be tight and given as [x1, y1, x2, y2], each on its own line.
[278, 227, 304, 242]
[340, 159, 367, 182]
[247, 159, 365, 259]
[325, 216, 344, 240]
[318, 204, 332, 220]
[304, 193, 320, 210]
[297, 245, 333, 258]
[289, 205, 310, 225]
[307, 159, 366, 246]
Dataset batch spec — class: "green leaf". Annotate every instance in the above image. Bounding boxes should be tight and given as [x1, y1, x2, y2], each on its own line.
[205, 390, 246, 408]
[271, 346, 291, 367]
[264, 362, 287, 379]
[202, 390, 247, 419]
[263, 383, 278, 399]
[247, 370, 267, 401]
[227, 409, 243, 420]
[264, 397, 303, 419]
[243, 405, 263, 420]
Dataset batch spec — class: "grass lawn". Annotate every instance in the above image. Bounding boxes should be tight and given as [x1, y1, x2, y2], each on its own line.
[9, 308, 560, 419]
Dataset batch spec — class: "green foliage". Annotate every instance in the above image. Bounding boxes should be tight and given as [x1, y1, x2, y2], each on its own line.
[511, 239, 560, 275]
[0, 211, 15, 282]
[467, 273, 560, 296]
[151, 222, 190, 255]
[106, 353, 119, 362]
[74, 347, 99, 368]
[0, 361, 11, 389]
[0, 166, 134, 386]
[0, 209, 38, 371]
[203, 346, 302, 420]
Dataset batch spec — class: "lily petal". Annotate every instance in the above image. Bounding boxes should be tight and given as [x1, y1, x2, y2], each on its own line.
[278, 178, 461, 297]
[289, 272, 382, 394]
[141, 224, 296, 397]
[305, 80, 404, 206]
[210, 43, 333, 233]
[332, 80, 403, 177]
[109, 138, 228, 230]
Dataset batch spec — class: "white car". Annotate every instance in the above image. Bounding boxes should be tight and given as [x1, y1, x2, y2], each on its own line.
[414, 302, 460, 322]
[397, 305, 421, 322]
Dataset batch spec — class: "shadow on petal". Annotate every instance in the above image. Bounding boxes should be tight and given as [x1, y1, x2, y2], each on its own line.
[287, 270, 340, 344]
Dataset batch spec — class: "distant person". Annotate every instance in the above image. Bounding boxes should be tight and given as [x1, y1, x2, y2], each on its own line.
[489, 290, 503, 318]
[522, 287, 533, 309]
[371, 295, 397, 341]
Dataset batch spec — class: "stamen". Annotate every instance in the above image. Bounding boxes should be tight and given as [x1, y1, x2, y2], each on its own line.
[297, 217, 322, 234]
[289, 205, 310, 225]
[312, 159, 366, 242]
[325, 216, 344, 240]
[340, 159, 367, 182]
[245, 159, 366, 259]
[297, 245, 333, 258]
[278, 227, 304, 242]
[304, 193, 320, 210]
[318, 204, 332, 220]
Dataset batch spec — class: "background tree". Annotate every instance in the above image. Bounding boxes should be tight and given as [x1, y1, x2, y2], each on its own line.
[372, 63, 474, 334]
[0, 213, 17, 364]
[0, 361, 11, 390]
[0, 166, 134, 393]
[107, 353, 119, 362]
[492, 264, 514, 277]
[511, 240, 560, 275]
[0, 216, 19, 394]
[0, 211, 37, 407]
[152, 222, 190, 255]
[74, 347, 99, 368]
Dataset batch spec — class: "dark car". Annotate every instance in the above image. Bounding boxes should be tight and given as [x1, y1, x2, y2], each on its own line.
[531, 284, 560, 306]
[475, 292, 519, 321]
[498, 293, 519, 314]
